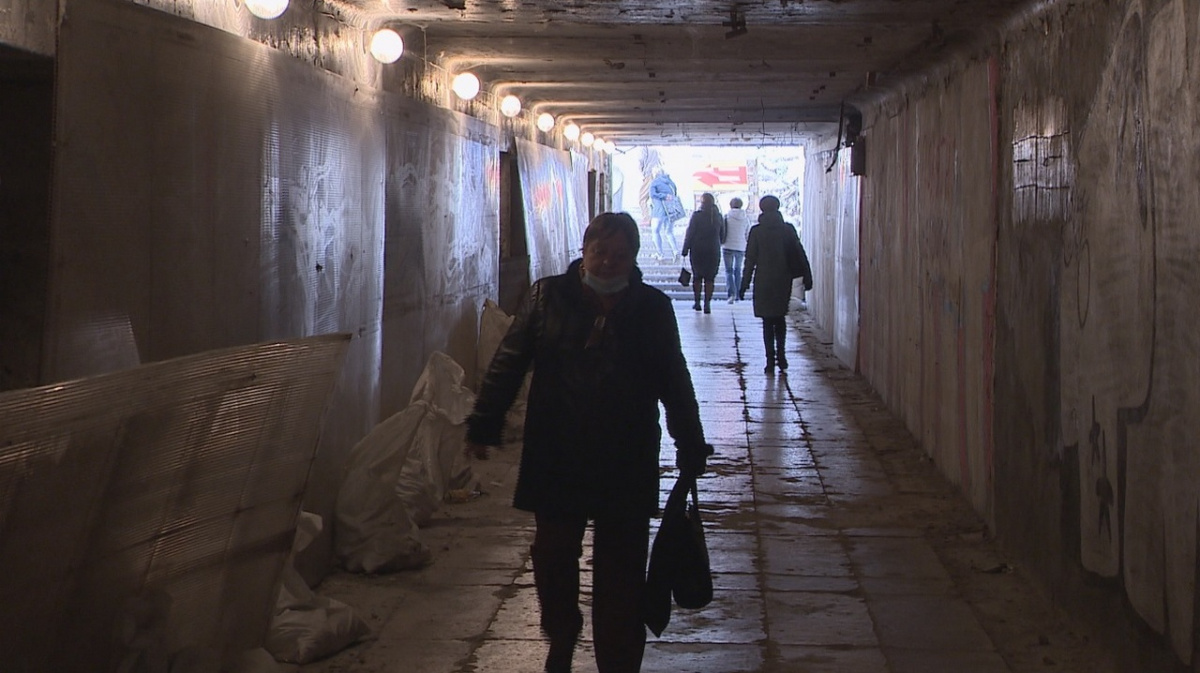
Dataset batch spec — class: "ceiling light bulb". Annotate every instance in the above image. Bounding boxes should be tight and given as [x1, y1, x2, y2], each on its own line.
[536, 113, 555, 132]
[452, 73, 480, 100]
[246, 0, 288, 19]
[564, 123, 580, 141]
[369, 29, 404, 63]
[594, 138, 608, 153]
[500, 95, 522, 118]
[580, 132, 595, 147]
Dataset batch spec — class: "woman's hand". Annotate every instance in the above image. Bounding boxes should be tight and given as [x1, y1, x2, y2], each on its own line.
[464, 440, 491, 460]
[677, 443, 715, 478]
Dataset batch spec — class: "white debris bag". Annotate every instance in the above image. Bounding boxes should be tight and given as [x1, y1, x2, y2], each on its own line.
[395, 352, 476, 526]
[334, 408, 432, 573]
[476, 300, 530, 443]
[475, 299, 514, 390]
[266, 513, 371, 664]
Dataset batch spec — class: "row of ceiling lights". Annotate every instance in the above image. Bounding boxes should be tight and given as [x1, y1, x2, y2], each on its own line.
[245, 0, 617, 154]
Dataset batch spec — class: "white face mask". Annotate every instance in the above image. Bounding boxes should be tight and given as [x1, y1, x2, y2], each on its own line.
[582, 269, 629, 295]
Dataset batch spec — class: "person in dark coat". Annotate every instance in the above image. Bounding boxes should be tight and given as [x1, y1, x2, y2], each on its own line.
[739, 195, 813, 373]
[465, 212, 713, 673]
[681, 192, 723, 314]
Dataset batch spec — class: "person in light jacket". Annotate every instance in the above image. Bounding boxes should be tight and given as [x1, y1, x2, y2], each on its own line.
[648, 169, 682, 259]
[721, 197, 751, 303]
[465, 212, 713, 673]
[739, 195, 812, 374]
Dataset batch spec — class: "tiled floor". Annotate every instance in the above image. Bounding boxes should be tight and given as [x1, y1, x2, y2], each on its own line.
[300, 300, 1114, 673]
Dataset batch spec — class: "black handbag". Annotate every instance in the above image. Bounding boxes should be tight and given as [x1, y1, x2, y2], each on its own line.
[643, 476, 713, 636]
[678, 267, 692, 286]
[786, 236, 814, 290]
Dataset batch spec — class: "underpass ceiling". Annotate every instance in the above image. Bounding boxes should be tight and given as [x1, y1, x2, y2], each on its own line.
[330, 0, 1027, 145]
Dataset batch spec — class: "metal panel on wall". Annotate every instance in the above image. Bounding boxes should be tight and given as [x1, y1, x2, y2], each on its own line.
[0, 334, 349, 671]
[51, 0, 384, 378]
[515, 138, 589, 282]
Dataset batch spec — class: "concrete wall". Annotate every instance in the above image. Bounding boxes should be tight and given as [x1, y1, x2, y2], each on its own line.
[0, 0, 55, 56]
[800, 0, 1200, 666]
[802, 144, 860, 368]
[998, 0, 1200, 667]
[852, 58, 998, 519]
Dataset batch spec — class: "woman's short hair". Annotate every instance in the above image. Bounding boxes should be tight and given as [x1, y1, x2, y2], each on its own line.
[584, 212, 641, 254]
[729, 197, 743, 209]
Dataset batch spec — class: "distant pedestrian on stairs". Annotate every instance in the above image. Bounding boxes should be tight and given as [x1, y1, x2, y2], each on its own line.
[739, 195, 812, 374]
[721, 197, 751, 303]
[681, 192, 723, 314]
[648, 168, 683, 259]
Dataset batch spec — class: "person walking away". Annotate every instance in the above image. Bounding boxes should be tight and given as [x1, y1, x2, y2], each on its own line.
[648, 169, 683, 260]
[464, 212, 714, 673]
[739, 195, 812, 373]
[681, 192, 724, 314]
[721, 197, 751, 303]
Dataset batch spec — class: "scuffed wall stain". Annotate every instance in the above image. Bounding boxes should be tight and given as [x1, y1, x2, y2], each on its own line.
[1012, 98, 1073, 226]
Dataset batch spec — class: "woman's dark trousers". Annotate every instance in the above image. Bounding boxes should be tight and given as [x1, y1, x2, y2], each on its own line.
[761, 316, 788, 371]
[532, 513, 651, 673]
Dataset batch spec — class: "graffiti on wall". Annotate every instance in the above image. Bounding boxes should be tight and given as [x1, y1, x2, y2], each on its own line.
[1056, 0, 1200, 662]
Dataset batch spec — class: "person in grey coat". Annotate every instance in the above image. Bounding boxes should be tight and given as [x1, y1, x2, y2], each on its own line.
[681, 192, 724, 314]
[739, 195, 812, 373]
[721, 197, 752, 303]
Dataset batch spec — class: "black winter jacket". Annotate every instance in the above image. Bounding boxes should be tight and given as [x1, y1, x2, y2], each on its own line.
[467, 259, 709, 518]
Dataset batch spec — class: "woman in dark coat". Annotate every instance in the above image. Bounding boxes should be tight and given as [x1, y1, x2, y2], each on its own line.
[681, 192, 724, 314]
[465, 212, 713, 673]
[739, 195, 812, 373]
